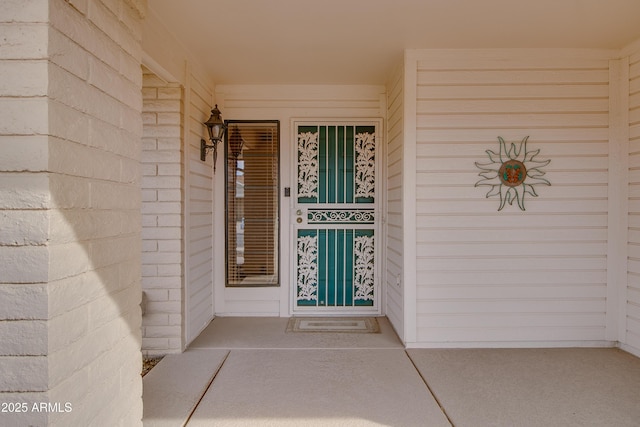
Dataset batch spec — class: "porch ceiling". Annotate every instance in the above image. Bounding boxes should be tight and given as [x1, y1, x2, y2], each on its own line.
[147, 0, 640, 85]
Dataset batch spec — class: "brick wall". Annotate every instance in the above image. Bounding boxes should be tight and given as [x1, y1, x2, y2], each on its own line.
[0, 0, 146, 426]
[0, 2, 50, 423]
[0, 0, 50, 293]
[141, 68, 184, 355]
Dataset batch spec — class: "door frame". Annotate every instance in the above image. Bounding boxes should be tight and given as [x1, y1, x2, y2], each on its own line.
[288, 118, 385, 316]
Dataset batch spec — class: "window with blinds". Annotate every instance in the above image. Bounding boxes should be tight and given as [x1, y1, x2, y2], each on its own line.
[225, 120, 280, 287]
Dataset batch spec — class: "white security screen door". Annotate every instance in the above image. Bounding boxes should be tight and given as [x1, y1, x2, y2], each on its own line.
[292, 122, 380, 314]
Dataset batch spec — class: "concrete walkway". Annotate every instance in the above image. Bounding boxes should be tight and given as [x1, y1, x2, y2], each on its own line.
[143, 317, 640, 427]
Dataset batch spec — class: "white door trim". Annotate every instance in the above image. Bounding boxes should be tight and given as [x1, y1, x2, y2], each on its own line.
[289, 118, 384, 316]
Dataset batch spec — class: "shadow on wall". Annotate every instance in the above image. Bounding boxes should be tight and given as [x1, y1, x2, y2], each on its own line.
[1, 96, 145, 426]
[0, 1, 147, 426]
[43, 108, 144, 424]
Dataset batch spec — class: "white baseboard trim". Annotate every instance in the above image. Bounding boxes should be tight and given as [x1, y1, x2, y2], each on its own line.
[619, 342, 640, 358]
[405, 340, 618, 349]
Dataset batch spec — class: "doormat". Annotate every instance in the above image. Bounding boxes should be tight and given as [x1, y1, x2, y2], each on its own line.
[286, 317, 380, 333]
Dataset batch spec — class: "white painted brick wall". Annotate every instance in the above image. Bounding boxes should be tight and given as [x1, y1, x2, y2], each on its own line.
[141, 68, 184, 355]
[0, 4, 52, 426]
[1, 1, 145, 426]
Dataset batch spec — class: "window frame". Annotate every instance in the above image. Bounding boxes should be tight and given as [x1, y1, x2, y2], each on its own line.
[224, 119, 280, 288]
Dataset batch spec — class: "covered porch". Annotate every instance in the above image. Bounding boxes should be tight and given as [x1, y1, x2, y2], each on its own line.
[140, 1, 640, 356]
[3, 1, 640, 426]
[143, 317, 640, 426]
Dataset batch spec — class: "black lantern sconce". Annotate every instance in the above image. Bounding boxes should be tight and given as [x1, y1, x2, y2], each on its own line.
[201, 104, 227, 171]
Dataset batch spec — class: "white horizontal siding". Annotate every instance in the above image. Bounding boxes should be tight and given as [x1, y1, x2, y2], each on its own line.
[385, 62, 404, 338]
[216, 84, 385, 316]
[220, 85, 384, 118]
[219, 287, 282, 316]
[223, 300, 281, 316]
[627, 48, 640, 354]
[413, 49, 613, 345]
[185, 72, 214, 344]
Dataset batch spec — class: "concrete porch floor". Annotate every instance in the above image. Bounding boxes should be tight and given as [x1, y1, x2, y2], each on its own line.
[143, 317, 640, 426]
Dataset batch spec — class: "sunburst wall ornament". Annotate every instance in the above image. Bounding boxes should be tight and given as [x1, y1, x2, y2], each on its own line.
[475, 136, 550, 211]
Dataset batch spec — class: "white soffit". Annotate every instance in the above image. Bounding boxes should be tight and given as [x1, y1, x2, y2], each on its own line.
[147, 0, 640, 85]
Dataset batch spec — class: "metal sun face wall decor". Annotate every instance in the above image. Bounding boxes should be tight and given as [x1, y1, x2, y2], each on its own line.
[475, 136, 551, 211]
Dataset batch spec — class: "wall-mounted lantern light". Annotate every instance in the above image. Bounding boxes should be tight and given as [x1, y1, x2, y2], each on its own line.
[201, 104, 227, 171]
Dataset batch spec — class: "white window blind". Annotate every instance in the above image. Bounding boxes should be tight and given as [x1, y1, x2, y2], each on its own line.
[226, 121, 279, 287]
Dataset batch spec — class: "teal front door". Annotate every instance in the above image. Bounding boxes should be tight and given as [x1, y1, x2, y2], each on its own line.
[293, 122, 380, 314]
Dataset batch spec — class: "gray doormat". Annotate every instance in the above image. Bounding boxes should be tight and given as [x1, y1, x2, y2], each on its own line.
[286, 317, 380, 333]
